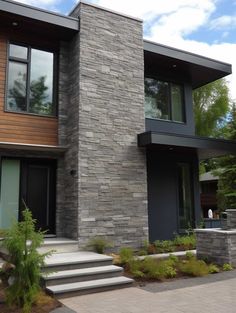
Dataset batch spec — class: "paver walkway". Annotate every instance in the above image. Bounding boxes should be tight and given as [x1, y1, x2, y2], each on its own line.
[60, 270, 236, 313]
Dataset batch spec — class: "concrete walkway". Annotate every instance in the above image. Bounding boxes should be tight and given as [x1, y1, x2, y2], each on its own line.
[60, 270, 236, 313]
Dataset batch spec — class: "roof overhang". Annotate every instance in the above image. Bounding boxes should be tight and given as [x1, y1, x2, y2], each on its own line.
[0, 0, 79, 40]
[144, 40, 232, 88]
[138, 131, 236, 160]
[0, 142, 66, 155]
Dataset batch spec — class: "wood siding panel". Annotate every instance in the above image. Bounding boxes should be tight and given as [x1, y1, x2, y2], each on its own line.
[0, 34, 58, 146]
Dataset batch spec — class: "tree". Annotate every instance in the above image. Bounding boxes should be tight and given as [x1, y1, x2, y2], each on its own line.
[215, 106, 236, 210]
[193, 78, 230, 137]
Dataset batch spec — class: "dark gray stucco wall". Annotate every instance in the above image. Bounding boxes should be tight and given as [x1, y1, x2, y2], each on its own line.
[147, 148, 201, 241]
[71, 3, 148, 249]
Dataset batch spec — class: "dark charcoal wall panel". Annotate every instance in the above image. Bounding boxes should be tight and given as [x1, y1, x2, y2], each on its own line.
[147, 148, 200, 241]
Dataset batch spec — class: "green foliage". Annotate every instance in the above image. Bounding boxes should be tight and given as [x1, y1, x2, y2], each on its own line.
[154, 240, 174, 253]
[223, 263, 233, 271]
[185, 251, 195, 260]
[0, 229, 7, 237]
[168, 254, 178, 264]
[193, 78, 230, 137]
[119, 247, 134, 265]
[215, 106, 236, 210]
[178, 258, 209, 277]
[208, 264, 220, 274]
[3, 208, 49, 313]
[87, 236, 113, 254]
[173, 234, 196, 250]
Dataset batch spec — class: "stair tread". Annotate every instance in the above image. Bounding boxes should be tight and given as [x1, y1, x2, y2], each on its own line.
[41, 238, 78, 246]
[47, 276, 133, 294]
[44, 252, 112, 267]
[43, 265, 122, 280]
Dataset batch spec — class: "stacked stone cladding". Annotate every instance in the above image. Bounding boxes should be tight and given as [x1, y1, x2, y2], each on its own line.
[70, 3, 148, 249]
[196, 209, 236, 265]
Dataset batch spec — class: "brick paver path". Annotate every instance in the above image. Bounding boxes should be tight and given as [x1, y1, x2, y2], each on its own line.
[61, 271, 236, 313]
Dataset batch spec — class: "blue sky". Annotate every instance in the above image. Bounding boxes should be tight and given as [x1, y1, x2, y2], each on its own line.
[14, 0, 236, 99]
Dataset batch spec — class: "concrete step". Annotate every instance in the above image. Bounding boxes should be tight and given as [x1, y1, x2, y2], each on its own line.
[43, 265, 123, 286]
[38, 238, 79, 254]
[46, 276, 134, 298]
[43, 252, 113, 272]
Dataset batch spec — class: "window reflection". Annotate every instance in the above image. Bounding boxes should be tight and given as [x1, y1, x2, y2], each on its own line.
[145, 77, 185, 122]
[7, 61, 27, 112]
[6, 43, 55, 116]
[29, 49, 54, 115]
[9, 44, 28, 60]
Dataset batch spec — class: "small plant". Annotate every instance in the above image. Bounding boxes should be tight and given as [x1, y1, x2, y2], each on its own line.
[223, 263, 233, 271]
[179, 257, 209, 277]
[154, 240, 174, 253]
[87, 236, 113, 254]
[173, 234, 196, 250]
[3, 208, 50, 313]
[168, 254, 178, 264]
[119, 247, 134, 264]
[185, 251, 195, 260]
[208, 264, 220, 274]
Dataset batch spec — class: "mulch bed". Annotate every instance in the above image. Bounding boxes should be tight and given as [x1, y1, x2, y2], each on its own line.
[0, 284, 61, 313]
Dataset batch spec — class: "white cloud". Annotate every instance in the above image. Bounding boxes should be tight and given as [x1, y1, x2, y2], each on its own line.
[210, 15, 236, 29]
[94, 0, 236, 101]
[13, 0, 59, 9]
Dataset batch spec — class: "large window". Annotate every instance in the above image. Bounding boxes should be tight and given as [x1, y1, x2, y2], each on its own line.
[145, 77, 185, 122]
[6, 43, 55, 116]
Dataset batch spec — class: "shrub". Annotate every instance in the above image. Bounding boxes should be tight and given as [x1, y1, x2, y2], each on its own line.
[223, 263, 233, 271]
[128, 259, 144, 278]
[119, 247, 134, 265]
[141, 257, 177, 280]
[208, 264, 220, 274]
[3, 208, 50, 313]
[185, 251, 195, 260]
[154, 240, 174, 253]
[173, 234, 196, 250]
[168, 254, 178, 264]
[179, 258, 209, 277]
[87, 236, 113, 254]
[141, 240, 157, 255]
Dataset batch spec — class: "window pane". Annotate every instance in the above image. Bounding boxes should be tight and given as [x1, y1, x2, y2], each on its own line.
[9, 44, 28, 59]
[145, 78, 169, 120]
[29, 49, 54, 115]
[7, 61, 27, 112]
[178, 163, 193, 230]
[171, 84, 184, 122]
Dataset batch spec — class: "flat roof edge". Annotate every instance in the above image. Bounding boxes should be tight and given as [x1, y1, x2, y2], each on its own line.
[144, 39, 232, 73]
[0, 0, 79, 30]
[70, 0, 143, 23]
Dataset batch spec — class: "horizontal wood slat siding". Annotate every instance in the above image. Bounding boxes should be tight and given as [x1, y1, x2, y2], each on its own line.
[0, 34, 58, 146]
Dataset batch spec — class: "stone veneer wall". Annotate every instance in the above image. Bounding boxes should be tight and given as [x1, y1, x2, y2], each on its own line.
[71, 3, 148, 249]
[56, 36, 80, 239]
[196, 229, 236, 265]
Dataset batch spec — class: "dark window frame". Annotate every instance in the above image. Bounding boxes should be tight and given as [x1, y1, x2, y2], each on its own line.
[145, 76, 186, 123]
[5, 41, 58, 118]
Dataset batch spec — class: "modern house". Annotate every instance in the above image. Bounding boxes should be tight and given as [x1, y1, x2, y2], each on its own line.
[1, 0, 236, 249]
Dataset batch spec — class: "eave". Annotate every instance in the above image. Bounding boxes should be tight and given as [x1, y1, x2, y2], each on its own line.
[144, 40, 232, 88]
[138, 131, 236, 160]
[0, 0, 79, 40]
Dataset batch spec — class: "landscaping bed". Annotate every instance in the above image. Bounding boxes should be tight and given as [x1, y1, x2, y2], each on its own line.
[0, 285, 61, 313]
[113, 247, 234, 284]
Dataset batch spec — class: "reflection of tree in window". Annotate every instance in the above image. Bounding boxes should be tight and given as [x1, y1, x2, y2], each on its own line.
[145, 78, 169, 120]
[6, 43, 55, 116]
[30, 76, 53, 115]
[8, 76, 52, 115]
